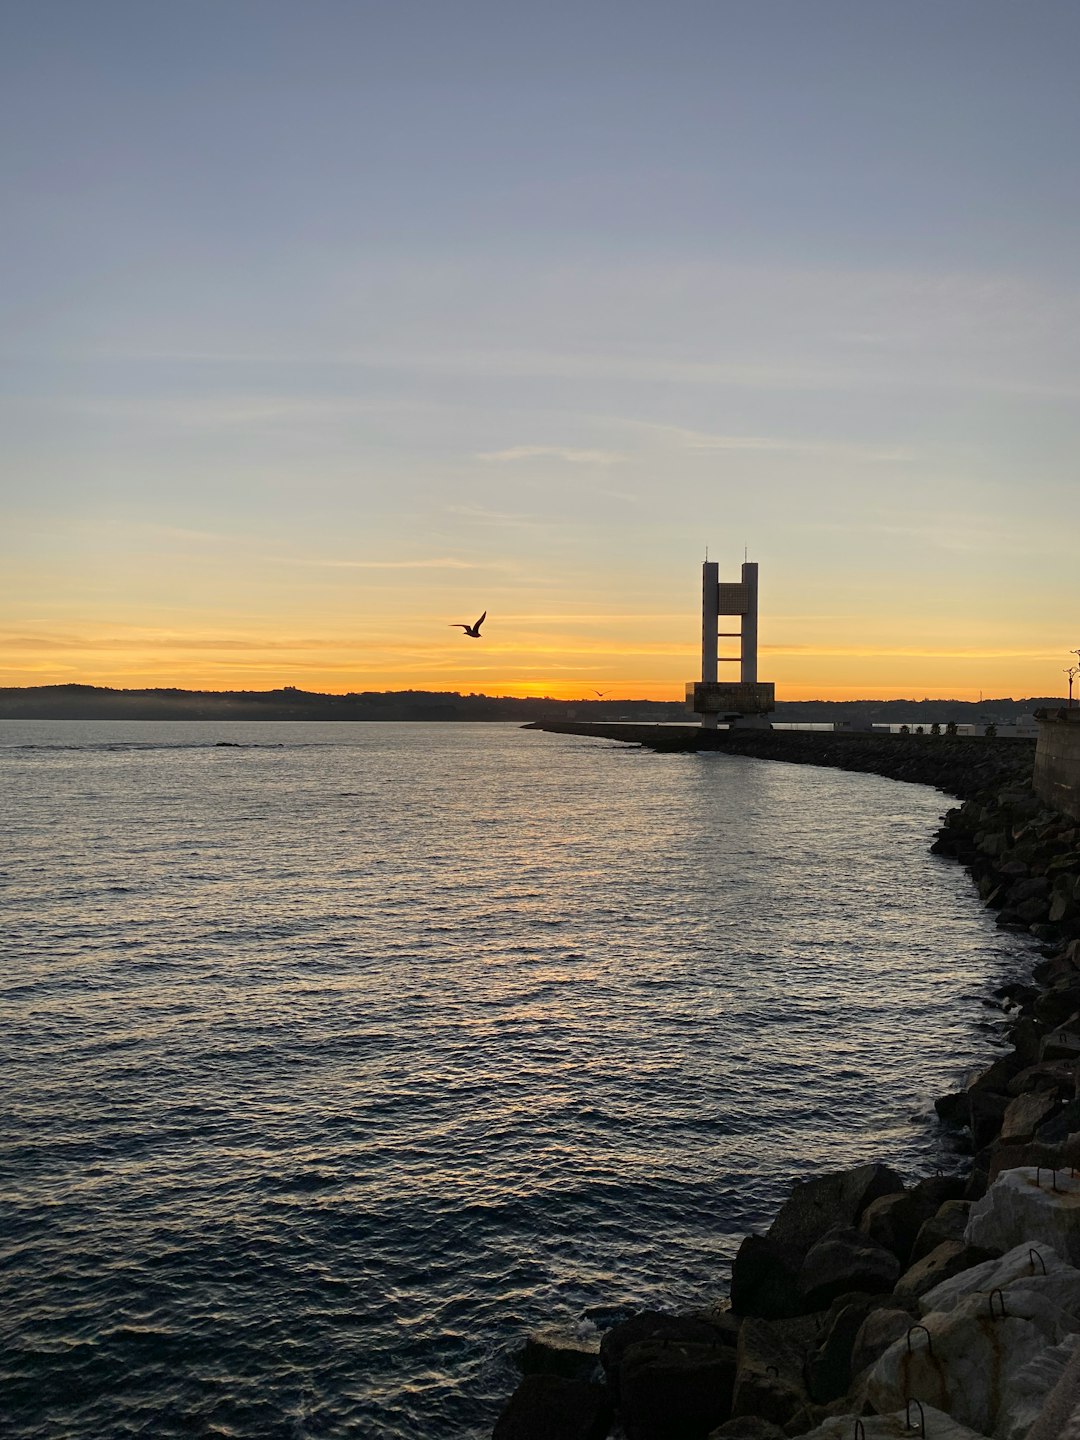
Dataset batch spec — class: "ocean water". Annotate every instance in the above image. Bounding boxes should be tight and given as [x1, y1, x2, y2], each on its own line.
[0, 720, 1038, 1439]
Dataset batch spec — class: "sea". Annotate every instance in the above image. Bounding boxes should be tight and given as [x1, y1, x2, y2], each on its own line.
[0, 720, 1041, 1439]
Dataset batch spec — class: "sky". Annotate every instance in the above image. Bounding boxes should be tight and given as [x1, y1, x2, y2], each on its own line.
[2, 0, 1079, 701]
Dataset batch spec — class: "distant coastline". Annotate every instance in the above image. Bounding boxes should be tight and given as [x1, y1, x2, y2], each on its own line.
[0, 683, 1063, 725]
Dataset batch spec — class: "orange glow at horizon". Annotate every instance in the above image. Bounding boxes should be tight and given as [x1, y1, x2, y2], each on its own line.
[0, 614, 1070, 705]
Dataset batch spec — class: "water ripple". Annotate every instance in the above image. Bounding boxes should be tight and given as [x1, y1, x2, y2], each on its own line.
[0, 719, 1040, 1438]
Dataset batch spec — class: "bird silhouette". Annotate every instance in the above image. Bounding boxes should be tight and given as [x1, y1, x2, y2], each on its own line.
[592, 690, 608, 698]
[450, 610, 486, 638]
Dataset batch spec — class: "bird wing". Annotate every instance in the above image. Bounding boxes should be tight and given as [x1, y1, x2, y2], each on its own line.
[474, 611, 487, 629]
[449, 623, 468, 629]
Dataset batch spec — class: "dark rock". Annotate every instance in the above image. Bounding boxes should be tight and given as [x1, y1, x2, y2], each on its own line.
[999, 1088, 1059, 1143]
[968, 1088, 1009, 1149]
[966, 1053, 1022, 1094]
[798, 1227, 900, 1312]
[729, 1236, 802, 1320]
[986, 1134, 1080, 1181]
[895, 1241, 996, 1298]
[492, 1374, 612, 1440]
[908, 1174, 966, 1211]
[520, 1326, 601, 1380]
[934, 1090, 968, 1125]
[731, 1315, 819, 1431]
[765, 1164, 904, 1256]
[909, 1200, 970, 1262]
[600, 1313, 723, 1398]
[858, 1191, 924, 1267]
[619, 1338, 736, 1440]
[1006, 1060, 1080, 1098]
[707, 1419, 787, 1440]
[1033, 986, 1080, 1027]
[994, 981, 1040, 1007]
[1036, 1098, 1080, 1146]
[1006, 876, 1051, 905]
[1007, 1017, 1044, 1067]
[805, 1295, 883, 1403]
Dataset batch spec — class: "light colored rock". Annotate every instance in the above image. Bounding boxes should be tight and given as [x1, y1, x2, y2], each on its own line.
[1000, 1333, 1080, 1440]
[798, 1404, 989, 1438]
[866, 1287, 1077, 1437]
[965, 1166, 1080, 1264]
[920, 1239, 1074, 1314]
[1026, 1333, 1080, 1440]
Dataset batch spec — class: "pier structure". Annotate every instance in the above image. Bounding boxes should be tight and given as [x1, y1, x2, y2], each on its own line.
[687, 556, 775, 729]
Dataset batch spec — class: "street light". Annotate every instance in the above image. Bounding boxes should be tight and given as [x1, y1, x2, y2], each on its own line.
[1067, 665, 1080, 709]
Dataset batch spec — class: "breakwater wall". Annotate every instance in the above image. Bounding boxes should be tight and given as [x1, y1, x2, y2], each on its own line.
[525, 722, 1036, 800]
[492, 723, 1080, 1438]
[1034, 708, 1080, 822]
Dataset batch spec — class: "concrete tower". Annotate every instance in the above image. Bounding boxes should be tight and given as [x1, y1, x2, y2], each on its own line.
[688, 555, 775, 728]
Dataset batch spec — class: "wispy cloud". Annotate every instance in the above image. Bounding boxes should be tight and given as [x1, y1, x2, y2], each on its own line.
[764, 644, 1064, 660]
[264, 554, 498, 571]
[476, 444, 625, 465]
[605, 415, 910, 464]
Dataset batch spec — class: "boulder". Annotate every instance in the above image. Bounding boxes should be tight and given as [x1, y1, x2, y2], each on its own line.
[619, 1338, 736, 1440]
[729, 1235, 802, 1320]
[965, 1166, 1080, 1264]
[806, 1294, 884, 1403]
[1000, 1089, 1060, 1143]
[866, 1287, 1075, 1437]
[910, 1200, 970, 1261]
[1025, 1332, 1080, 1440]
[849, 1306, 917, 1380]
[796, 1406, 990, 1438]
[765, 1164, 904, 1256]
[909, 1174, 967, 1210]
[918, 1240, 1080, 1325]
[799, 1227, 900, 1311]
[1041, 1022, 1080, 1063]
[1037, 1101, 1080, 1147]
[600, 1312, 722, 1397]
[1006, 1334, 1080, 1440]
[731, 1314, 818, 1430]
[968, 1089, 1010, 1149]
[492, 1374, 612, 1440]
[986, 1138, 1080, 1182]
[521, 1325, 601, 1380]
[706, 1418, 786, 1440]
[858, 1191, 924, 1266]
[894, 1241, 987, 1299]
[1006, 1060, 1079, 1098]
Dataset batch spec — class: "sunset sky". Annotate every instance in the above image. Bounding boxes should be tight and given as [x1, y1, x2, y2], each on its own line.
[3, 0, 1079, 701]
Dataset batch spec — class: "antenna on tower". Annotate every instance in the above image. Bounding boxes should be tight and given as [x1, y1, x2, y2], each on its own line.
[744, 543, 748, 562]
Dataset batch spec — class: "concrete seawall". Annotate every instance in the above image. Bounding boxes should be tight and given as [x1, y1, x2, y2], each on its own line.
[1034, 708, 1080, 821]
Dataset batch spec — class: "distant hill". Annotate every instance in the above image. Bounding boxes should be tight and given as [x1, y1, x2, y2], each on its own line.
[0, 684, 1066, 724]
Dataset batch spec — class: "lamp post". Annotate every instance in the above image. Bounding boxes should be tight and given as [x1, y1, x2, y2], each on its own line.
[1067, 665, 1080, 709]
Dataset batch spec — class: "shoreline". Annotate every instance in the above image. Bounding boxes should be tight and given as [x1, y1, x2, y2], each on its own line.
[494, 723, 1080, 1439]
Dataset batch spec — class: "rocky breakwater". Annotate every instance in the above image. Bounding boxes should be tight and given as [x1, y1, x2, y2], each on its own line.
[524, 724, 1036, 801]
[489, 734, 1080, 1437]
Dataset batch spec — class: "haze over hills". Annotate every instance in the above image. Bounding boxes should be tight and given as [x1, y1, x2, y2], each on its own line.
[0, 685, 1065, 725]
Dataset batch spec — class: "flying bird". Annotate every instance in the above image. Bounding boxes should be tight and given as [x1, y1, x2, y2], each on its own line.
[450, 610, 486, 638]
[593, 690, 608, 698]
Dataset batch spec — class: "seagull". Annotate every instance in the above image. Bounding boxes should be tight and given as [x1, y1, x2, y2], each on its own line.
[450, 610, 486, 638]
[592, 689, 608, 698]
